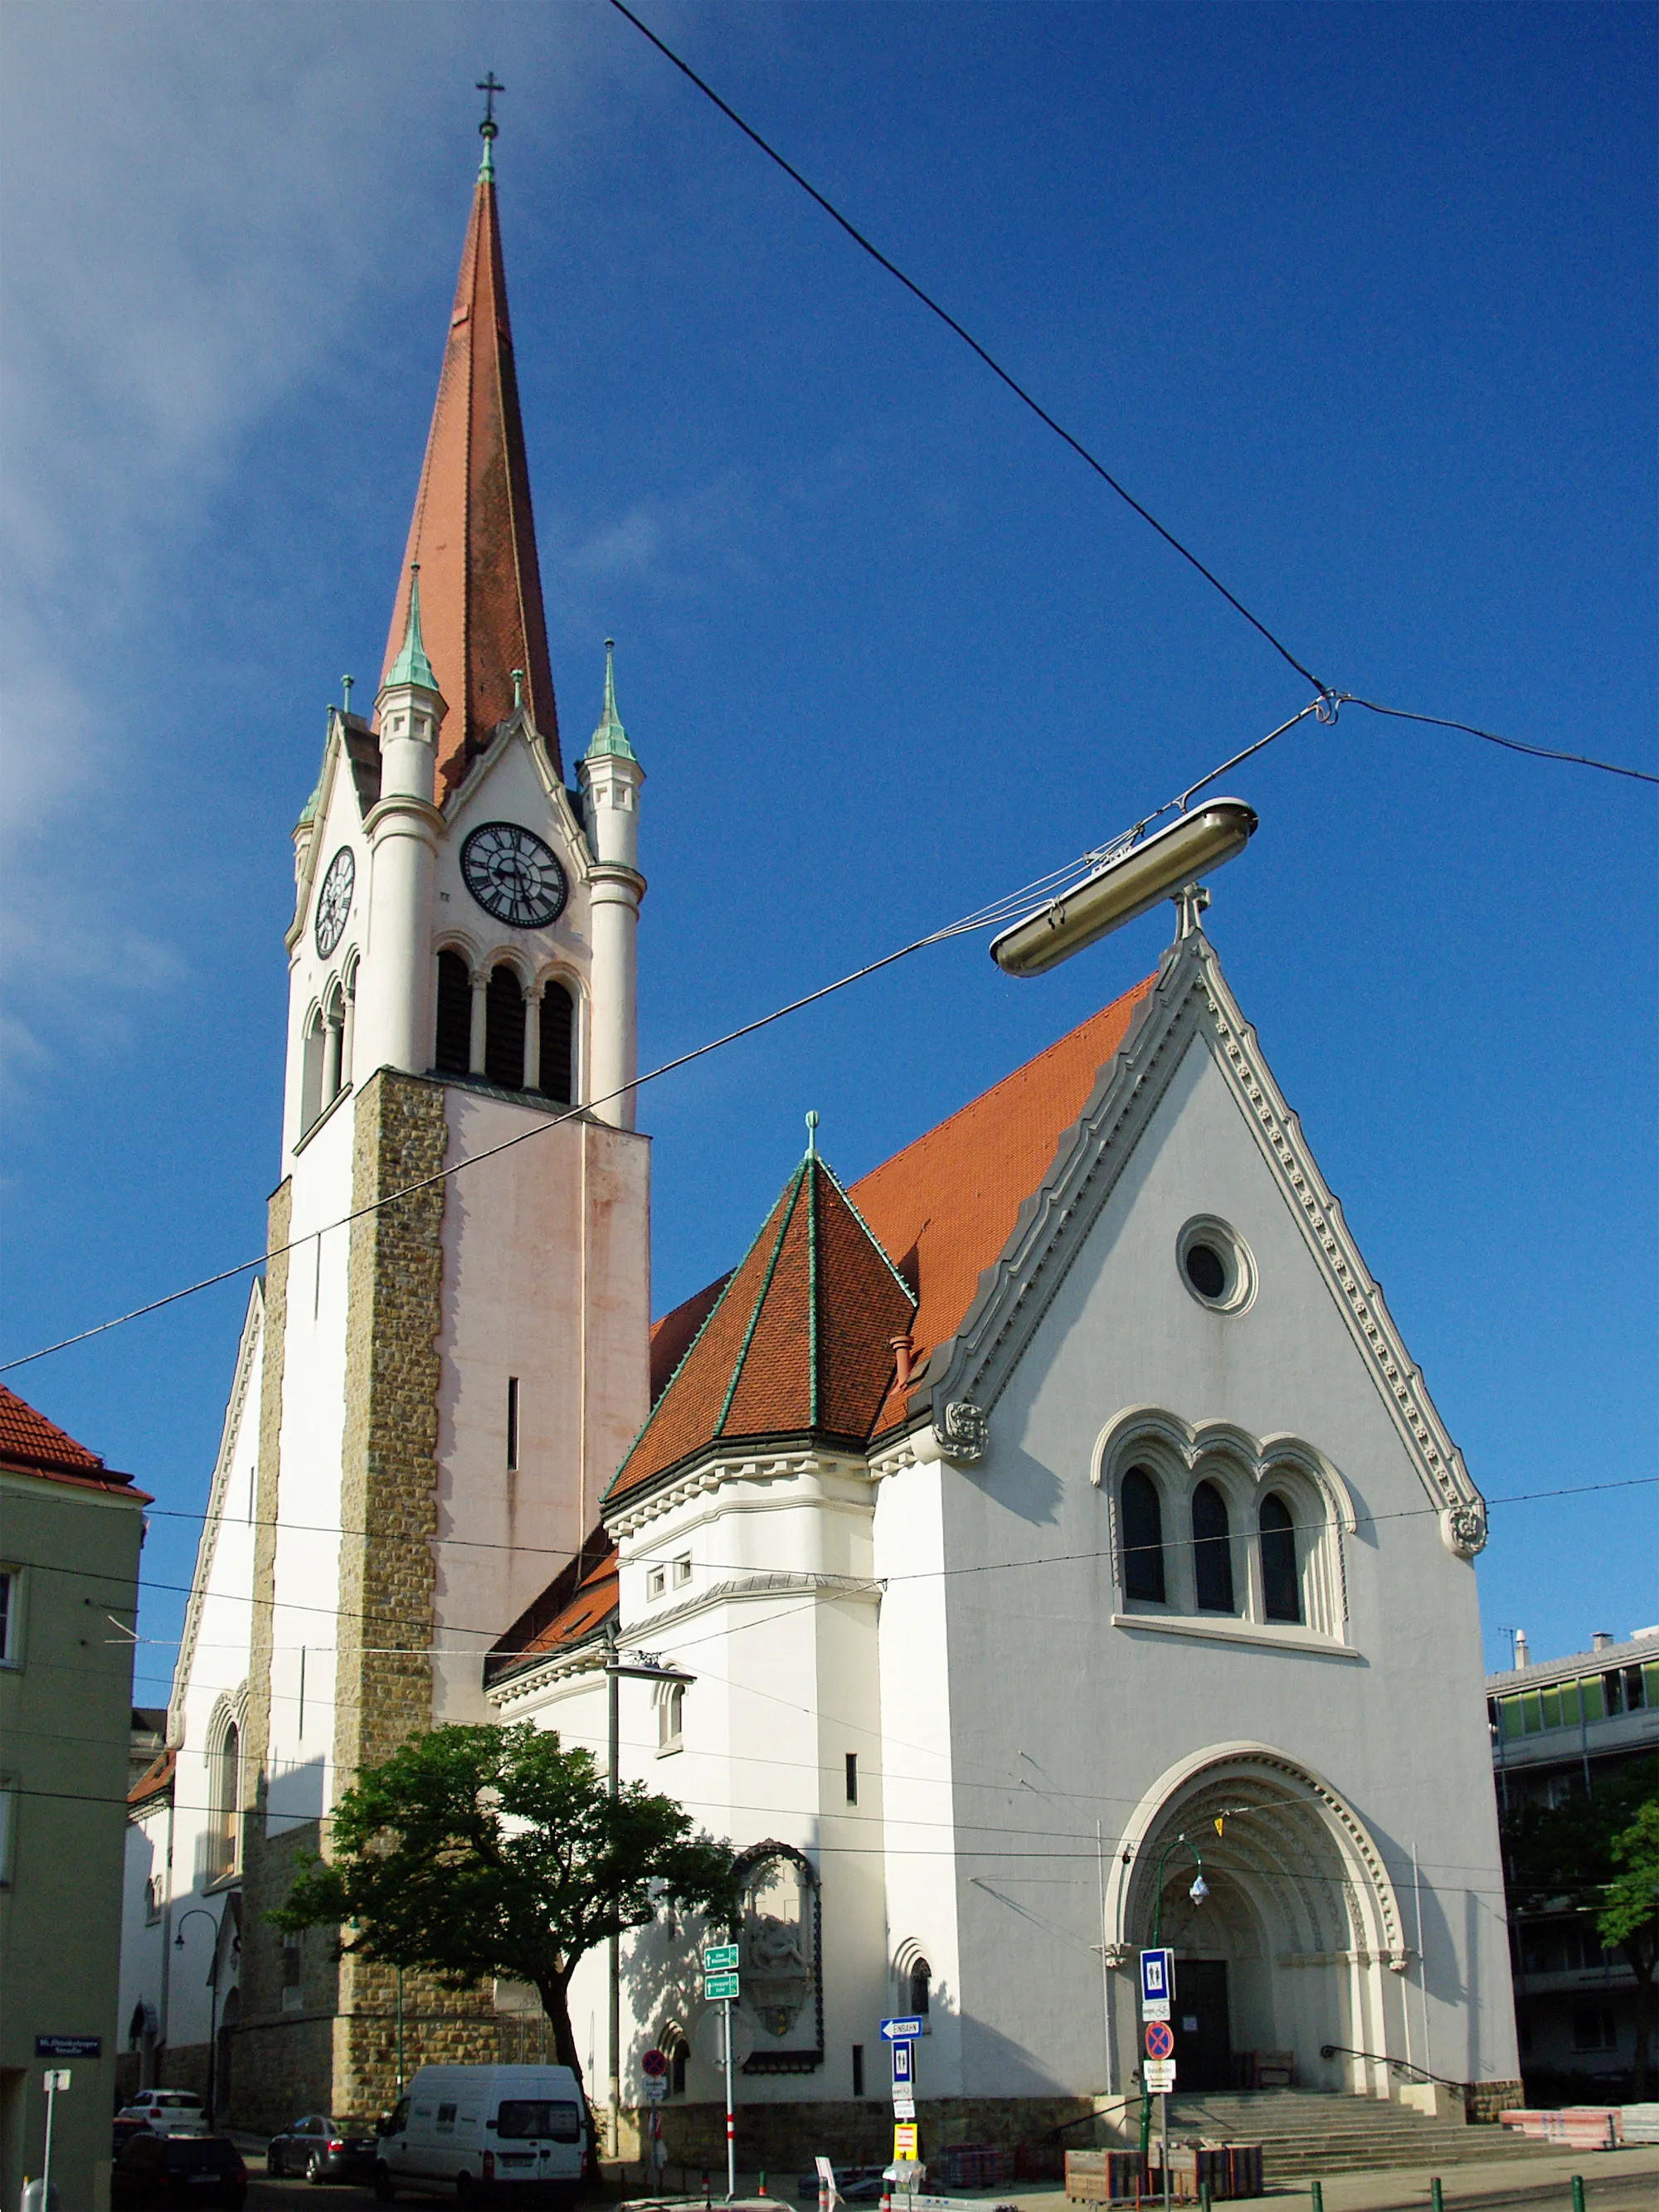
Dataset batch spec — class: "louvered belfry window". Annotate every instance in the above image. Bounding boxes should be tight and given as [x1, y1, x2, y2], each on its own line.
[485, 965, 526, 1089]
[539, 981, 574, 1104]
[435, 951, 471, 1074]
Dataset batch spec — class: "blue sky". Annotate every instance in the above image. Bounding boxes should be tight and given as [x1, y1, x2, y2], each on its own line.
[2, 1, 1653, 1704]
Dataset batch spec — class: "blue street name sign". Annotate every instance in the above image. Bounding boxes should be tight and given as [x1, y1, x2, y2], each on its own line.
[36, 2037, 100, 2059]
[880, 2017, 924, 2043]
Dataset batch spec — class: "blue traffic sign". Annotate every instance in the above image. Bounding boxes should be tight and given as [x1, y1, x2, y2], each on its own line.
[1140, 1948, 1175, 2014]
[880, 2016, 924, 2043]
[891, 2039, 913, 2084]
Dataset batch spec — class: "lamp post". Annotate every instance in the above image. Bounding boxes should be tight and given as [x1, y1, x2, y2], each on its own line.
[603, 1629, 696, 2167]
[173, 1909, 223, 2126]
[1139, 1836, 1209, 2166]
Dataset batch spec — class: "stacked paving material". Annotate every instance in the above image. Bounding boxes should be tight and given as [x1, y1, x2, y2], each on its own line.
[1498, 2109, 1623, 2149]
[931, 2146, 1016, 2190]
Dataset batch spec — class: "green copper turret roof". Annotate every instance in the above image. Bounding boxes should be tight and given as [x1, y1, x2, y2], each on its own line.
[583, 639, 638, 763]
[384, 565, 440, 692]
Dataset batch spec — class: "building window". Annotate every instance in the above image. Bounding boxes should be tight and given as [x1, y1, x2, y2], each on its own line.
[0, 1569, 14, 1665]
[435, 951, 472, 1073]
[908, 1957, 932, 2016]
[539, 981, 574, 1105]
[669, 2035, 689, 2097]
[673, 1554, 692, 1587]
[646, 1565, 666, 1602]
[300, 1008, 327, 1130]
[144, 1874, 163, 1924]
[852, 2044, 865, 2098]
[207, 1719, 241, 1881]
[658, 1682, 684, 1753]
[506, 1378, 520, 1472]
[1121, 1468, 1165, 1602]
[1190, 1481, 1236, 1612]
[845, 1753, 859, 1806]
[1259, 1493, 1301, 1623]
[484, 965, 527, 1089]
[1572, 2005, 1618, 2052]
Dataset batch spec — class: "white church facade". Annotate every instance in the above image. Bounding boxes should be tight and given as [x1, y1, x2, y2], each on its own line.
[120, 127, 1520, 2151]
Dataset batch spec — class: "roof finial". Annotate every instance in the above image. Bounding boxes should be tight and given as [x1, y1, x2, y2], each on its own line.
[584, 637, 638, 763]
[341, 674, 354, 718]
[476, 72, 504, 180]
[385, 563, 439, 692]
[511, 668, 523, 711]
[805, 1109, 820, 1159]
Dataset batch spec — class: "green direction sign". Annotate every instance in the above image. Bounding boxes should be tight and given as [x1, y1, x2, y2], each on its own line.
[703, 1944, 740, 1971]
[704, 1971, 740, 2001]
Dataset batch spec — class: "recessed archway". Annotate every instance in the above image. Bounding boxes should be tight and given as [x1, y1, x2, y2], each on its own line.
[1106, 1746, 1411, 2099]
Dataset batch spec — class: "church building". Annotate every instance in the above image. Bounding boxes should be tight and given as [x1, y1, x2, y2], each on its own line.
[121, 125, 1520, 2153]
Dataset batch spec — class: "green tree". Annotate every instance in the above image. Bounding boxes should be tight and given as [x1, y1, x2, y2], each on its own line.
[274, 1723, 740, 2123]
[1501, 1759, 1658, 2096]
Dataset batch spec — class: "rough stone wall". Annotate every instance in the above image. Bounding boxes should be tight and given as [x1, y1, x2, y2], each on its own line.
[644, 2095, 1101, 2173]
[1462, 2078, 1525, 2123]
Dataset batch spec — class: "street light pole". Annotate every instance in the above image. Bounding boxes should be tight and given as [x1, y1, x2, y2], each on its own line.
[173, 1908, 224, 2126]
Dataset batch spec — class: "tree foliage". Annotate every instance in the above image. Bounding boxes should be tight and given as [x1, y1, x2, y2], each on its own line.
[275, 1723, 741, 2110]
[1501, 1757, 1658, 2094]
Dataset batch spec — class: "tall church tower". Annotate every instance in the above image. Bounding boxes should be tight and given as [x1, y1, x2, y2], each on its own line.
[236, 124, 652, 2123]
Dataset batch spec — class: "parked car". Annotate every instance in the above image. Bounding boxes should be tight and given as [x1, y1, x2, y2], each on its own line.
[266, 2115, 378, 2184]
[115, 2091, 207, 2137]
[374, 2064, 585, 2203]
[111, 2133, 247, 2208]
[113, 2117, 156, 2158]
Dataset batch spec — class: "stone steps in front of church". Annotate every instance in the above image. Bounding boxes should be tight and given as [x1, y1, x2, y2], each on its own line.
[1160, 2093, 1546, 2178]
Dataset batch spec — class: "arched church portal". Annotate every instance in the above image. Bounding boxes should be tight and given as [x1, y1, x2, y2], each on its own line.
[1113, 1750, 1409, 2100]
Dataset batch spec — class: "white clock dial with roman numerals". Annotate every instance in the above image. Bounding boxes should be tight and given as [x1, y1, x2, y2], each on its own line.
[460, 822, 568, 929]
[314, 846, 355, 958]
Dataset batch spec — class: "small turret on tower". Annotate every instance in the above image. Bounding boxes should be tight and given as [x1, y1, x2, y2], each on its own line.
[579, 641, 645, 1130]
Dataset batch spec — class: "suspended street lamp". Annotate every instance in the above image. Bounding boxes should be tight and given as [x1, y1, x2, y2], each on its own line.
[990, 799, 1258, 977]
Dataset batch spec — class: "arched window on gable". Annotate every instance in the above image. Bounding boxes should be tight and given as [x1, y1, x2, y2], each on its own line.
[435, 951, 472, 1074]
[908, 1957, 932, 2017]
[207, 1719, 241, 1882]
[1120, 1467, 1165, 1602]
[539, 981, 574, 1106]
[484, 965, 527, 1089]
[1191, 1480, 1236, 1612]
[1259, 1492, 1302, 1623]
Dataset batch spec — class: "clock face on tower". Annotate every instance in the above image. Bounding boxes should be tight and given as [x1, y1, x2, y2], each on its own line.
[460, 821, 568, 929]
[314, 846, 355, 958]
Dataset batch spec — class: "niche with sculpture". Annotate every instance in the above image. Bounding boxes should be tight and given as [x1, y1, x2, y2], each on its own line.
[736, 1841, 822, 2073]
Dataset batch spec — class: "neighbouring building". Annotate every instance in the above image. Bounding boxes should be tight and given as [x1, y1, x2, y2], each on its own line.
[129, 115, 1521, 2157]
[1488, 1627, 1659, 2095]
[0, 1383, 150, 2212]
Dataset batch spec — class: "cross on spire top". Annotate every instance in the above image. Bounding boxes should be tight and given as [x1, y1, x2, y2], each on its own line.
[475, 73, 504, 177]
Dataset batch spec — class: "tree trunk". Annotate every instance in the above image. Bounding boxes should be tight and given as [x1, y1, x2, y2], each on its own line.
[536, 1974, 601, 2184]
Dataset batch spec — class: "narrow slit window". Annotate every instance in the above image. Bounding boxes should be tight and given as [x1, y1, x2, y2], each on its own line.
[1191, 1480, 1236, 1612]
[539, 981, 574, 1105]
[506, 1378, 519, 1472]
[852, 2044, 865, 2098]
[484, 965, 527, 1089]
[1259, 1492, 1302, 1622]
[845, 1752, 859, 1806]
[1120, 1467, 1165, 1602]
[434, 951, 471, 1074]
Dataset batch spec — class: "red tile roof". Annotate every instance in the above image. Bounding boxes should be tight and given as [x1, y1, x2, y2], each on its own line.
[381, 169, 562, 797]
[129, 1747, 176, 1809]
[490, 1548, 619, 1680]
[610, 1157, 916, 1504]
[0, 1383, 150, 1500]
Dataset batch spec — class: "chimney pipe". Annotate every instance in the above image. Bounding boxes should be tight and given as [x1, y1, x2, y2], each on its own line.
[1592, 1631, 1614, 1653]
[891, 1334, 916, 1390]
[1513, 1630, 1530, 1670]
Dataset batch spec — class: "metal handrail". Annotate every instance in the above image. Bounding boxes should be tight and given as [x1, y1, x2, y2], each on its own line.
[1319, 2043, 1467, 2093]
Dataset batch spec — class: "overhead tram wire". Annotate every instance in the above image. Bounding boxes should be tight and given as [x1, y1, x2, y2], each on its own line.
[602, 1, 1658, 794]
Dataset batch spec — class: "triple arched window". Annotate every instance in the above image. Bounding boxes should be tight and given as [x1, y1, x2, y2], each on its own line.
[1117, 1466, 1311, 1630]
[433, 953, 576, 1104]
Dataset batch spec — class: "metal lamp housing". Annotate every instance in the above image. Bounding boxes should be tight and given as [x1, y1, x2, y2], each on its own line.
[990, 798, 1259, 977]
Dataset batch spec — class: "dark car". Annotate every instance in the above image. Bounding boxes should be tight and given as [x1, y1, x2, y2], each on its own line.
[266, 2115, 378, 2185]
[111, 2132, 246, 2209]
[113, 2117, 156, 2159]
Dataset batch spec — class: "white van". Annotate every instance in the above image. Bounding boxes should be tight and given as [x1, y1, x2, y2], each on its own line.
[376, 2064, 586, 2203]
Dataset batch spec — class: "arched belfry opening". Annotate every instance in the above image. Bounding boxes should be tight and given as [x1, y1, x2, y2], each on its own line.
[1112, 1751, 1410, 2099]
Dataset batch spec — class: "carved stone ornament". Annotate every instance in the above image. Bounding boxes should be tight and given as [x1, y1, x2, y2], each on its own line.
[1099, 1942, 1133, 1970]
[735, 1844, 823, 2070]
[936, 1400, 988, 1465]
[1441, 1502, 1486, 1559]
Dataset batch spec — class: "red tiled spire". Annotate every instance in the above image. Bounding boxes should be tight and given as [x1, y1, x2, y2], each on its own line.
[381, 165, 562, 797]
